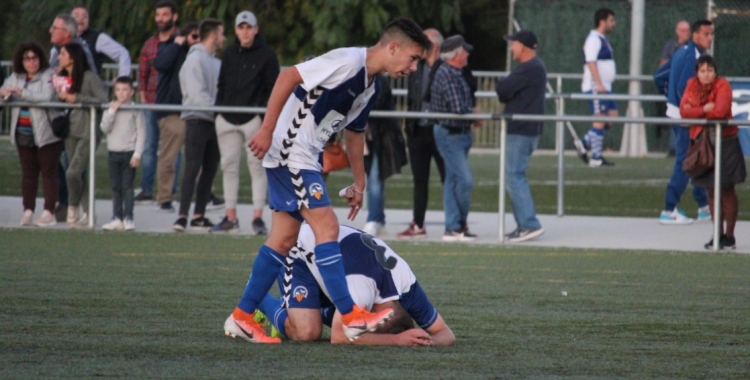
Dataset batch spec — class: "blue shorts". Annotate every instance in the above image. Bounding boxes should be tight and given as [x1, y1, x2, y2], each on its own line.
[285, 256, 332, 310]
[586, 90, 618, 115]
[266, 166, 332, 222]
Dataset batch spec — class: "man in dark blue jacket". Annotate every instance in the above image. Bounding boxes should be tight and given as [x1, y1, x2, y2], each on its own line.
[210, 11, 280, 235]
[152, 22, 199, 212]
[659, 20, 713, 225]
[495, 30, 546, 243]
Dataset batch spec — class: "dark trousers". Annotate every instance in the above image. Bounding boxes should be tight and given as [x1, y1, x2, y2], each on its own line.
[407, 125, 445, 228]
[17, 141, 64, 212]
[108, 151, 136, 220]
[57, 154, 68, 207]
[179, 119, 220, 216]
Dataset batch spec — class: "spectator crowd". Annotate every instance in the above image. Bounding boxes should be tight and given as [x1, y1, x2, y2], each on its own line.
[0, 3, 744, 250]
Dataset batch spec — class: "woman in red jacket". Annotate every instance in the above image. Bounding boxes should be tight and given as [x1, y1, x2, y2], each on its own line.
[680, 55, 746, 249]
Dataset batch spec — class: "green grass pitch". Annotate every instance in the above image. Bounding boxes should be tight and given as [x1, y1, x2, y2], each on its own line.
[2, 229, 750, 379]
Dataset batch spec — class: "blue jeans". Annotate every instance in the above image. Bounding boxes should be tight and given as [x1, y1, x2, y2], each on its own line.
[139, 110, 158, 194]
[665, 125, 708, 211]
[433, 125, 474, 231]
[505, 134, 542, 231]
[366, 152, 385, 224]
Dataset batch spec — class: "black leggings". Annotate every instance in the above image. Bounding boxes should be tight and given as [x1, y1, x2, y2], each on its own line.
[179, 119, 220, 216]
[407, 125, 445, 228]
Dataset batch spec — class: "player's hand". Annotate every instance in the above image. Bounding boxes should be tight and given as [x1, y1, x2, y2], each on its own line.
[344, 185, 364, 221]
[174, 36, 186, 45]
[596, 83, 607, 94]
[703, 102, 715, 112]
[249, 127, 273, 159]
[393, 329, 432, 346]
[109, 101, 121, 112]
[130, 156, 140, 168]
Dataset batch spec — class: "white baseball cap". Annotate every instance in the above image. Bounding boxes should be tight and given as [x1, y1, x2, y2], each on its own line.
[235, 11, 257, 27]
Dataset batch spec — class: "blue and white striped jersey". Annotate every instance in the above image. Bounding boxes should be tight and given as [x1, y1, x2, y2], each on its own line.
[582, 30, 616, 92]
[289, 225, 439, 329]
[263, 47, 379, 171]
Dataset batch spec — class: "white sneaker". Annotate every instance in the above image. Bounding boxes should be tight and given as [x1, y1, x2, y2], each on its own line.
[66, 206, 79, 226]
[659, 209, 694, 225]
[123, 218, 135, 231]
[73, 212, 91, 228]
[34, 210, 57, 227]
[697, 206, 711, 221]
[20, 209, 34, 226]
[102, 218, 124, 231]
[362, 221, 386, 236]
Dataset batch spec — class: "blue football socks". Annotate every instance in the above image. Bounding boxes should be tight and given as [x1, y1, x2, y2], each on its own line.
[585, 127, 605, 160]
[258, 293, 287, 338]
[237, 245, 286, 314]
[314, 241, 355, 315]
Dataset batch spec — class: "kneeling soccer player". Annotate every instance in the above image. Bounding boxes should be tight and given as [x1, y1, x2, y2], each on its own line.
[257, 224, 455, 346]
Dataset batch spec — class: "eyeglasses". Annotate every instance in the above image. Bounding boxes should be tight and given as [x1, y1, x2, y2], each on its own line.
[23, 56, 39, 62]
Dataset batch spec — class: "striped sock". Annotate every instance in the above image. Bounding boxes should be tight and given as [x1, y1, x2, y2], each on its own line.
[586, 127, 605, 159]
[315, 241, 355, 315]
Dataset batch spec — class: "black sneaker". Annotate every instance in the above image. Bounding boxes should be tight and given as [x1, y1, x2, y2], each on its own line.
[722, 235, 736, 250]
[707, 234, 737, 250]
[600, 157, 615, 166]
[209, 217, 239, 234]
[190, 217, 215, 230]
[159, 201, 175, 213]
[441, 228, 477, 242]
[135, 191, 154, 204]
[506, 227, 545, 243]
[54, 203, 67, 222]
[173, 217, 187, 232]
[252, 218, 268, 235]
[206, 193, 225, 211]
[574, 139, 589, 164]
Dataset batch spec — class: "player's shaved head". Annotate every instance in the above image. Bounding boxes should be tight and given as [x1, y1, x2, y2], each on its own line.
[379, 17, 432, 54]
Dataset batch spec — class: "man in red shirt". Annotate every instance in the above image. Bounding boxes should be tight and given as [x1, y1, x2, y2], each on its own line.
[136, 0, 179, 203]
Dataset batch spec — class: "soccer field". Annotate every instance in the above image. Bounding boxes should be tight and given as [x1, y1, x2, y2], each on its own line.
[2, 230, 749, 379]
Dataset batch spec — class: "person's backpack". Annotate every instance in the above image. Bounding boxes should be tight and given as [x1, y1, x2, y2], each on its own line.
[653, 57, 672, 96]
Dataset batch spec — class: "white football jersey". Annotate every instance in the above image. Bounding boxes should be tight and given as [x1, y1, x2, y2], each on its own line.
[263, 48, 379, 171]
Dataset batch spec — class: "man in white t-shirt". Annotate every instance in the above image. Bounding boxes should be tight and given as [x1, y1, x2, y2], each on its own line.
[222, 18, 433, 344]
[579, 7, 617, 168]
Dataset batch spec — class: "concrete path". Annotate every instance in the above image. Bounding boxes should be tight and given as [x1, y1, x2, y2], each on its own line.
[1, 196, 747, 254]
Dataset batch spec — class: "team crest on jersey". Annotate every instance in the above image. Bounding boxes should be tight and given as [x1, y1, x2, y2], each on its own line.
[310, 183, 324, 200]
[293, 286, 308, 302]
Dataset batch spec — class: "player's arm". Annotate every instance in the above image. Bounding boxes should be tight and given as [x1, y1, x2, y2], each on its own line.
[330, 311, 431, 346]
[583, 37, 606, 93]
[344, 129, 366, 220]
[423, 314, 455, 346]
[249, 66, 303, 159]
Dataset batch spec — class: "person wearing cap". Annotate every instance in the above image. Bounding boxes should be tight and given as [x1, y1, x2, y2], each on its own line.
[430, 34, 478, 242]
[496, 30, 547, 243]
[210, 11, 280, 235]
[579, 7, 617, 167]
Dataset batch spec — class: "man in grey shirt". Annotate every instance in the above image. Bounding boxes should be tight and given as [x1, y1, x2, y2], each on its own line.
[173, 19, 225, 232]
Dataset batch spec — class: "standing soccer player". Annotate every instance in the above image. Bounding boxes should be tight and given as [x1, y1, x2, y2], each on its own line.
[580, 7, 617, 167]
[223, 18, 432, 344]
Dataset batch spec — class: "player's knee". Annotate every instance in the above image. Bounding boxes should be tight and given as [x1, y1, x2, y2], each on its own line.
[286, 321, 322, 342]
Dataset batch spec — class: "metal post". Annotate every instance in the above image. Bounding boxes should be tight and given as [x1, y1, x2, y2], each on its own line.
[498, 118, 508, 244]
[712, 122, 722, 250]
[556, 97, 565, 217]
[505, 0, 516, 72]
[88, 106, 96, 228]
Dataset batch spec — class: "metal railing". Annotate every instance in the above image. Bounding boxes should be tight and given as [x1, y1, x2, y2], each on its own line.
[1, 100, 746, 251]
